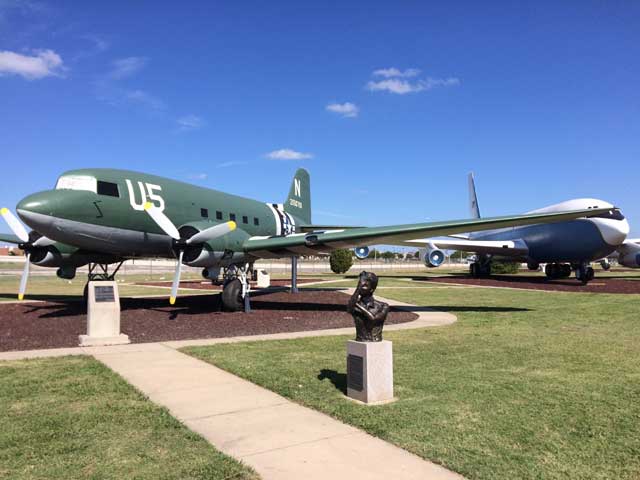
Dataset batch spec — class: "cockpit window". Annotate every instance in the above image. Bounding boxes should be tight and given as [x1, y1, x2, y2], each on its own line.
[97, 181, 120, 197]
[593, 210, 625, 221]
[55, 175, 97, 193]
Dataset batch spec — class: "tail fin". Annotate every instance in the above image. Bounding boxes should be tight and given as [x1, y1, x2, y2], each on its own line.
[284, 168, 311, 225]
[468, 172, 481, 219]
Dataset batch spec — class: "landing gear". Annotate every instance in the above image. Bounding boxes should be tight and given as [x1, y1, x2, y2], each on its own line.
[83, 261, 124, 301]
[575, 263, 595, 285]
[544, 263, 571, 279]
[221, 264, 251, 312]
[470, 261, 491, 278]
[527, 262, 540, 271]
[600, 259, 611, 271]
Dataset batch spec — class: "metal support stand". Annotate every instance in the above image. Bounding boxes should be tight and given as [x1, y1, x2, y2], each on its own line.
[291, 256, 298, 293]
[88, 261, 124, 281]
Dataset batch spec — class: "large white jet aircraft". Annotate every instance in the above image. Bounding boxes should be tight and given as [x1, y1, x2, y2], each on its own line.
[408, 174, 637, 284]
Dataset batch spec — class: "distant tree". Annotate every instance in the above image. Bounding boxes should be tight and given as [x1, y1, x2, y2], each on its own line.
[380, 251, 395, 260]
[329, 249, 353, 274]
[413, 250, 420, 259]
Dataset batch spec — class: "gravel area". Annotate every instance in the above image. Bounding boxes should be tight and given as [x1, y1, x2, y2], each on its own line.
[0, 290, 417, 352]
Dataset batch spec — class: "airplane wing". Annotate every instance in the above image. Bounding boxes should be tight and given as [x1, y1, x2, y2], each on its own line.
[297, 225, 364, 233]
[404, 237, 529, 256]
[243, 207, 614, 257]
[0, 233, 22, 244]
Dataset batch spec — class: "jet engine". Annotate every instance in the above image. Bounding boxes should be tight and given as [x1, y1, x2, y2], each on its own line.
[354, 246, 370, 260]
[420, 247, 446, 268]
[618, 242, 640, 268]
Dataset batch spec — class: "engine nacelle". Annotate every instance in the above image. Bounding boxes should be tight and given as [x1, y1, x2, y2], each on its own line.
[617, 242, 640, 268]
[421, 248, 446, 268]
[354, 246, 370, 260]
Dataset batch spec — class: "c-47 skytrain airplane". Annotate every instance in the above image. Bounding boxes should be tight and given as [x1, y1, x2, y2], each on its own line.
[410, 173, 636, 284]
[0, 168, 619, 310]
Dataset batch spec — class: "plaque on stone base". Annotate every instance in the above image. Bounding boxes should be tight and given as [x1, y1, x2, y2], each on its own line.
[346, 340, 394, 404]
[79, 281, 130, 347]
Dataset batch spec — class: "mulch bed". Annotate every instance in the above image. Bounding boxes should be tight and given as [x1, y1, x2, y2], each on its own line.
[137, 278, 326, 290]
[421, 274, 640, 294]
[0, 290, 417, 352]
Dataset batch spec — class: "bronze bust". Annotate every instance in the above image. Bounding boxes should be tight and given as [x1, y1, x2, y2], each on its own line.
[347, 271, 389, 342]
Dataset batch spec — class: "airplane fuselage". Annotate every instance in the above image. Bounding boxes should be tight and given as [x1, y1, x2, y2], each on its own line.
[471, 199, 628, 264]
[16, 168, 300, 267]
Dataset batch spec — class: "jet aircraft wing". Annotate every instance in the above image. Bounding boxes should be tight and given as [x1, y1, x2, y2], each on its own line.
[243, 207, 615, 257]
[403, 237, 529, 256]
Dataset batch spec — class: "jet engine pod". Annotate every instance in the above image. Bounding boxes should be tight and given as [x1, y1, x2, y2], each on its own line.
[354, 246, 370, 260]
[422, 248, 446, 268]
[617, 243, 640, 268]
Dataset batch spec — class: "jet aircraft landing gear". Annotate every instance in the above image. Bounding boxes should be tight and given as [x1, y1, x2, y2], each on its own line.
[470, 260, 491, 278]
[221, 264, 251, 312]
[544, 263, 571, 280]
[574, 262, 595, 285]
[83, 261, 125, 300]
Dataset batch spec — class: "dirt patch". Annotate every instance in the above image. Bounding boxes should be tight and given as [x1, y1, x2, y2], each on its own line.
[421, 274, 640, 294]
[0, 290, 417, 352]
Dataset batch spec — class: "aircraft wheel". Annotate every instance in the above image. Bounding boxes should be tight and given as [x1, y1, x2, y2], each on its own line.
[470, 263, 479, 278]
[561, 264, 572, 278]
[586, 267, 595, 282]
[545, 263, 557, 279]
[527, 262, 540, 271]
[221, 279, 244, 312]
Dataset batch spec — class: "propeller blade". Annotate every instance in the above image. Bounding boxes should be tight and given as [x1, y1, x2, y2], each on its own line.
[18, 252, 30, 300]
[1, 208, 29, 243]
[170, 250, 184, 305]
[186, 221, 237, 244]
[32, 235, 56, 247]
[143, 202, 180, 240]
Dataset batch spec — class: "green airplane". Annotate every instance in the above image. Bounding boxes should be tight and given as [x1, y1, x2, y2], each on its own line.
[0, 167, 616, 311]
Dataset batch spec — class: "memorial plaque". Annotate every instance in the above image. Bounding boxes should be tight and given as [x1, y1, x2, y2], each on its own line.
[347, 354, 364, 391]
[94, 285, 115, 303]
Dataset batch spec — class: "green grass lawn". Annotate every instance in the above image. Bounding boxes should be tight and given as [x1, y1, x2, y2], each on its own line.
[0, 274, 210, 302]
[184, 286, 640, 480]
[0, 355, 257, 480]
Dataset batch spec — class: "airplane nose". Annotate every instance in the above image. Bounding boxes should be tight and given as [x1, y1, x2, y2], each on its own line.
[16, 191, 60, 232]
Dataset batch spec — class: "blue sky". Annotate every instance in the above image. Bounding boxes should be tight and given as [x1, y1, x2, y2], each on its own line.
[1, 1, 639, 235]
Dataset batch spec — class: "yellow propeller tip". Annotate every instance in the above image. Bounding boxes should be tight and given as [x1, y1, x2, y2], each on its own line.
[18, 294, 24, 300]
[169, 297, 176, 305]
[228, 221, 237, 230]
[0, 207, 8, 215]
[143, 201, 153, 210]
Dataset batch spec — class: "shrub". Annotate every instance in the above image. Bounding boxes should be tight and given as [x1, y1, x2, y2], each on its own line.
[492, 261, 520, 274]
[329, 249, 353, 274]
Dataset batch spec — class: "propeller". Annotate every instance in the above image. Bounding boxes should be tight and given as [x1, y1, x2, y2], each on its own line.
[143, 202, 236, 304]
[1, 207, 56, 300]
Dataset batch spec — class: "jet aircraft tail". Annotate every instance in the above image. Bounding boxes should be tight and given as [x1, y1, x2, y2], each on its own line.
[284, 168, 311, 225]
[468, 172, 481, 219]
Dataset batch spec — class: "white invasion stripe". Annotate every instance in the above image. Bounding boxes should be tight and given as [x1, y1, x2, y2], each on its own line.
[265, 203, 281, 236]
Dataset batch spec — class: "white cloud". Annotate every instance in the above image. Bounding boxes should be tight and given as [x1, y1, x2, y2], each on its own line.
[187, 173, 208, 180]
[366, 76, 460, 95]
[217, 161, 248, 168]
[0, 49, 65, 80]
[176, 114, 205, 131]
[266, 149, 313, 161]
[372, 67, 420, 78]
[326, 102, 359, 118]
[125, 89, 166, 110]
[108, 56, 147, 80]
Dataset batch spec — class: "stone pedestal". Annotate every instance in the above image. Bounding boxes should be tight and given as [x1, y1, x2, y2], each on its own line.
[79, 281, 130, 347]
[257, 270, 271, 288]
[346, 340, 394, 404]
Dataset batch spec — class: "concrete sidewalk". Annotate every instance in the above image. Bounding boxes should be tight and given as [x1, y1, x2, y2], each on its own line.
[92, 341, 463, 480]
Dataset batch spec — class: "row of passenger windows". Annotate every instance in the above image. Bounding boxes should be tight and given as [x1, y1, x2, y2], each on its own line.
[200, 208, 260, 226]
[93, 180, 260, 227]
